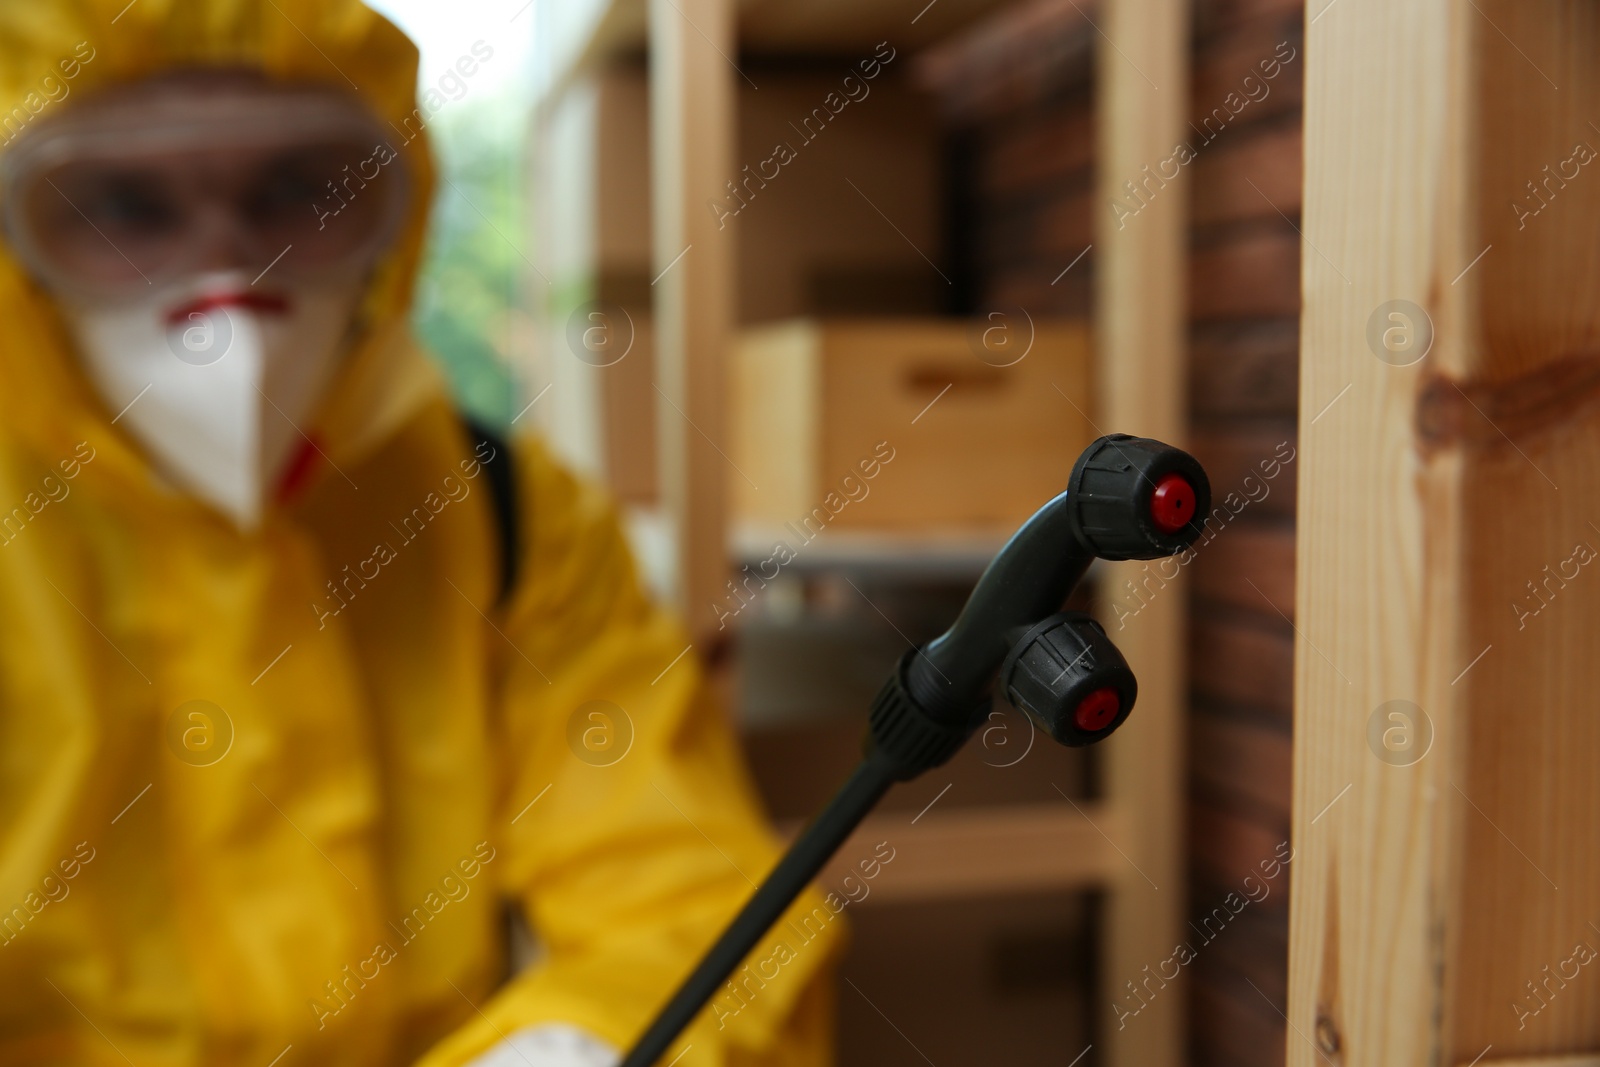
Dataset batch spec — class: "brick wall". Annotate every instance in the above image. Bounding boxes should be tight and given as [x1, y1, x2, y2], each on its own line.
[923, 1, 1304, 1063]
[1183, 3, 1302, 1062]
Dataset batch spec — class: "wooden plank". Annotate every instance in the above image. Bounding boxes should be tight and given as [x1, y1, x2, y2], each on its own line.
[1289, 2, 1450, 1061]
[1095, 1, 1189, 1065]
[1291, 2, 1600, 1065]
[800, 803, 1124, 906]
[1442, 1, 1600, 1058]
[648, 0, 734, 633]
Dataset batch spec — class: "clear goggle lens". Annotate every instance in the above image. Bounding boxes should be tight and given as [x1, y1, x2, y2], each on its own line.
[1, 87, 409, 298]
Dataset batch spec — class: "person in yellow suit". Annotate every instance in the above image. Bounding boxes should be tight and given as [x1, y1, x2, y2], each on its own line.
[0, 2, 842, 1064]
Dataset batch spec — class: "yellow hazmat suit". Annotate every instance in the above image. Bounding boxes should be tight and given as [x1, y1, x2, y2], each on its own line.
[0, 1, 840, 1064]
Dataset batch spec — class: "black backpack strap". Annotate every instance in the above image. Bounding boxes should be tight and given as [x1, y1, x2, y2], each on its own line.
[462, 415, 520, 607]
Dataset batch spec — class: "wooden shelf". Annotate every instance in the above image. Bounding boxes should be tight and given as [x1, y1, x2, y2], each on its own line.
[790, 802, 1125, 905]
[543, 0, 1023, 92]
[731, 523, 1012, 579]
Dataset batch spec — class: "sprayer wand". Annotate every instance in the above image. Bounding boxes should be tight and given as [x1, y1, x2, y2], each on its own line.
[619, 434, 1211, 1067]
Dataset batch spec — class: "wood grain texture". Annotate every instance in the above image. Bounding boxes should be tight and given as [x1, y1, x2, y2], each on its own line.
[1290, 1, 1459, 1061]
[1096, 1, 1190, 1065]
[1291, 1, 1600, 1064]
[1448, 1, 1600, 1058]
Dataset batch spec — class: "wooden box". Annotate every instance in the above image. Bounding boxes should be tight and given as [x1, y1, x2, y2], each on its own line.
[730, 318, 1095, 532]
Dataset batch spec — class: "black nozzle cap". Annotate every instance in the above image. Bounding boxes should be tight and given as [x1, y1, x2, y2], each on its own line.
[999, 611, 1136, 747]
[1067, 434, 1211, 561]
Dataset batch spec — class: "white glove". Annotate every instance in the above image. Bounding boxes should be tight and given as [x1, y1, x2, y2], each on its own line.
[463, 1023, 620, 1067]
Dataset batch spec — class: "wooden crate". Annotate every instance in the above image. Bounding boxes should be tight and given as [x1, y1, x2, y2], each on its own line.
[730, 317, 1094, 532]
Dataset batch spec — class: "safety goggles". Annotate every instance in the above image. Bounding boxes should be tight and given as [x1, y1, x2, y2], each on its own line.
[0, 82, 410, 299]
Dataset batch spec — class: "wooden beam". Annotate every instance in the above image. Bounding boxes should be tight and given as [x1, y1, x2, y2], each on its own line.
[799, 803, 1125, 905]
[648, 0, 735, 634]
[1094, 1, 1189, 1065]
[1291, 2, 1600, 1064]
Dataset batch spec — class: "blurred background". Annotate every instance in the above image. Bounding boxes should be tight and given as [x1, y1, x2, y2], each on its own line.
[372, 0, 1302, 1064]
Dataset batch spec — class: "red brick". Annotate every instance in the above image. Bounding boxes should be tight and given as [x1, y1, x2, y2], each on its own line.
[1036, 183, 1097, 256]
[1192, 122, 1304, 228]
[984, 260, 1093, 317]
[1189, 798, 1291, 891]
[1190, 614, 1295, 720]
[1195, 0, 1305, 40]
[981, 106, 1096, 197]
[1190, 318, 1300, 419]
[1190, 425, 1299, 523]
[1189, 964, 1289, 1067]
[1191, 709, 1293, 821]
[1192, 521, 1297, 619]
[917, 0, 1095, 125]
[1189, 21, 1304, 135]
[1189, 228, 1301, 321]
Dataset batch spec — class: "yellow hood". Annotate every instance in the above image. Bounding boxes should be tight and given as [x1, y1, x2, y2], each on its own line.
[0, 0, 442, 492]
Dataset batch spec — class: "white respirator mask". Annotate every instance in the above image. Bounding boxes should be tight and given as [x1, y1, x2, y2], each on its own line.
[0, 78, 410, 530]
[58, 274, 362, 529]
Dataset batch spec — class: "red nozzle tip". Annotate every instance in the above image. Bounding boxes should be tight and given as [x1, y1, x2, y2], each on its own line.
[1149, 473, 1195, 534]
[1075, 686, 1121, 732]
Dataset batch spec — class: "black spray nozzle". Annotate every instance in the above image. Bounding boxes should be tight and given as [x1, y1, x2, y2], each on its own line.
[885, 435, 1208, 746]
[1000, 611, 1136, 747]
[1067, 433, 1212, 560]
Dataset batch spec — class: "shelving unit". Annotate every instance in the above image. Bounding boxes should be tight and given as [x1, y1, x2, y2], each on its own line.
[526, 1, 1190, 1063]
